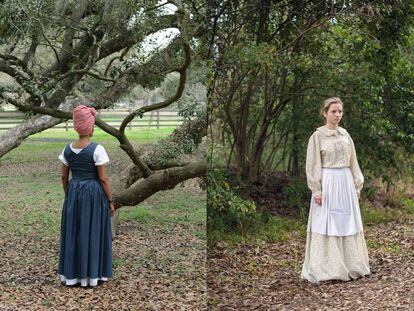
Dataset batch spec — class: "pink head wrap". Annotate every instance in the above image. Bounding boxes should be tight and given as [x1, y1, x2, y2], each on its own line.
[73, 105, 96, 136]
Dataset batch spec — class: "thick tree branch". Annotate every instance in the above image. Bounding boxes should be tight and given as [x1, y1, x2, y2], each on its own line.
[1, 94, 71, 119]
[60, 0, 89, 70]
[113, 161, 206, 208]
[22, 37, 39, 66]
[0, 54, 34, 78]
[42, 14, 178, 80]
[115, 113, 207, 188]
[0, 100, 74, 158]
[0, 61, 40, 101]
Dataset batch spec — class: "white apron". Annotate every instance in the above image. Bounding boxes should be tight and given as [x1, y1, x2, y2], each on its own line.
[307, 167, 364, 236]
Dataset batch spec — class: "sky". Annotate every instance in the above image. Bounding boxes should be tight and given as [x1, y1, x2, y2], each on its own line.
[133, 1, 180, 56]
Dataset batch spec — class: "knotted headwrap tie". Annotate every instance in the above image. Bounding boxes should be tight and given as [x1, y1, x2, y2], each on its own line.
[73, 105, 96, 136]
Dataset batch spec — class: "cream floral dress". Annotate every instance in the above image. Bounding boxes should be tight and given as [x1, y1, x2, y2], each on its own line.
[301, 126, 370, 284]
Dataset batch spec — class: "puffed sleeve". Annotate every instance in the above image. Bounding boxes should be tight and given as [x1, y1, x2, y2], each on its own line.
[348, 135, 364, 195]
[306, 132, 322, 197]
[58, 146, 69, 166]
[93, 144, 110, 166]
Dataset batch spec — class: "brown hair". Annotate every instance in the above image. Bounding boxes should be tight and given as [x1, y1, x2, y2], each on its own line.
[320, 97, 343, 122]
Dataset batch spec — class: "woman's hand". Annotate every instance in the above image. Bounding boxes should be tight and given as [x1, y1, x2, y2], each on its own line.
[109, 202, 115, 217]
[314, 195, 322, 206]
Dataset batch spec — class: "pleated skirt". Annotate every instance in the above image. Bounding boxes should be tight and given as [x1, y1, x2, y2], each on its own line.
[58, 179, 113, 287]
[301, 167, 370, 284]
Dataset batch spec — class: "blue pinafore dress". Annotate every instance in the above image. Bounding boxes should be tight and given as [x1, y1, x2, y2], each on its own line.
[58, 143, 113, 286]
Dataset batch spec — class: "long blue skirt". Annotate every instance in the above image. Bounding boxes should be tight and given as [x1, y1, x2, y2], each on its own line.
[58, 179, 113, 285]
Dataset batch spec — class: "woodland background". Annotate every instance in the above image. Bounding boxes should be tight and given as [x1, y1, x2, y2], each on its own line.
[207, 1, 414, 309]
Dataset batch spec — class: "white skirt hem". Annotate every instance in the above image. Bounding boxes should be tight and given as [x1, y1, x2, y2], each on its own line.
[59, 274, 110, 287]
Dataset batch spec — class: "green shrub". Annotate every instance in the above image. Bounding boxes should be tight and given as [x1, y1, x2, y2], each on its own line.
[363, 182, 380, 202]
[207, 169, 261, 237]
[283, 177, 310, 220]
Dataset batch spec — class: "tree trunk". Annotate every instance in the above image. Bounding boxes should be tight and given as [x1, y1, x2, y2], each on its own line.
[110, 210, 120, 238]
[234, 76, 257, 179]
[291, 99, 300, 178]
[234, 138, 249, 179]
[249, 119, 270, 183]
[249, 144, 266, 183]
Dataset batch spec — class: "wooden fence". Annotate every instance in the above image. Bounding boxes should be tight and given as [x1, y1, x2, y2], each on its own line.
[0, 108, 183, 131]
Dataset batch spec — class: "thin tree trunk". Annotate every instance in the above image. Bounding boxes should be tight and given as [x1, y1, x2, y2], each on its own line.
[290, 81, 301, 177]
[234, 77, 256, 178]
[249, 119, 270, 183]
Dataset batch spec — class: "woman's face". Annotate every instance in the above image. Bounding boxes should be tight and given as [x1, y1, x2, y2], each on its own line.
[323, 103, 343, 126]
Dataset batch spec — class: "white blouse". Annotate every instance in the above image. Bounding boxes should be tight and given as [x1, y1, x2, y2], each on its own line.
[58, 143, 110, 166]
[306, 126, 364, 196]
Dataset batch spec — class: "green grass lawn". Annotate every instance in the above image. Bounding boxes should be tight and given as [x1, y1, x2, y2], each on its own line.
[30, 127, 176, 142]
[0, 127, 176, 165]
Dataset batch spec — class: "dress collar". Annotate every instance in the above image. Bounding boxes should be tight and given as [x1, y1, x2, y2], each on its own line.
[317, 126, 347, 136]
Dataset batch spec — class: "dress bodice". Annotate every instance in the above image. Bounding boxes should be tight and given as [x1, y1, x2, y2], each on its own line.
[63, 143, 99, 181]
[306, 126, 364, 196]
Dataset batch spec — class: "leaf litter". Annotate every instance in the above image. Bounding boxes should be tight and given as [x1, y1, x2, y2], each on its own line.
[208, 220, 414, 310]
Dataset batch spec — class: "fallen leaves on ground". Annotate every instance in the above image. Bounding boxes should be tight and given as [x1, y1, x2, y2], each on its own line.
[0, 196, 206, 310]
[208, 221, 414, 310]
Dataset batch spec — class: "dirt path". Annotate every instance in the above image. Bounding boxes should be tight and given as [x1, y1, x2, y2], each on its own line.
[208, 221, 414, 310]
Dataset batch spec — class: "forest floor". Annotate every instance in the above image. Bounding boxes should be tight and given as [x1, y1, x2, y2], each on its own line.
[0, 129, 206, 310]
[209, 217, 414, 310]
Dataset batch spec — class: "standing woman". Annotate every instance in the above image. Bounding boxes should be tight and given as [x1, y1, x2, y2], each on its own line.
[301, 97, 370, 284]
[58, 105, 115, 287]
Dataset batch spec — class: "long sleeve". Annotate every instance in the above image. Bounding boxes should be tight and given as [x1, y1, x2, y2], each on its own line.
[306, 132, 322, 197]
[348, 135, 364, 195]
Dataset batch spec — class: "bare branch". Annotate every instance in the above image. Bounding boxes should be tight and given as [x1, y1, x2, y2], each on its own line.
[22, 37, 38, 66]
[0, 93, 71, 119]
[85, 71, 115, 83]
[38, 22, 61, 68]
[104, 47, 130, 77]
[0, 60, 41, 102]
[0, 54, 34, 78]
